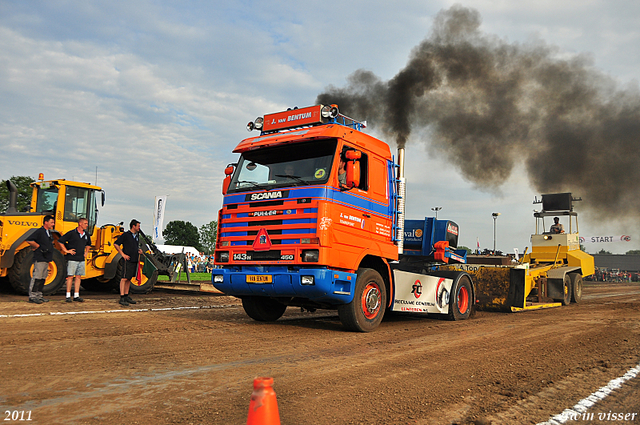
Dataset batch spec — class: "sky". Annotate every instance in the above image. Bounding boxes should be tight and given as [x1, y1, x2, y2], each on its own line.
[1, 0, 639, 254]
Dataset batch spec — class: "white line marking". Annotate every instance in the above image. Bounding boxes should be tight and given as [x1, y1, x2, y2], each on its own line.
[0, 304, 237, 318]
[537, 363, 640, 424]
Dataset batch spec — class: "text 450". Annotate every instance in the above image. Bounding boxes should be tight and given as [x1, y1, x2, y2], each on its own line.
[4, 411, 32, 421]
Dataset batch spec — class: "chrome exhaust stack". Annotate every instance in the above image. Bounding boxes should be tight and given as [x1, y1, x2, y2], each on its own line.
[397, 148, 406, 254]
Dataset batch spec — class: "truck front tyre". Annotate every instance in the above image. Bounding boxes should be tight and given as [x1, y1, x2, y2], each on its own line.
[242, 297, 287, 322]
[8, 249, 66, 295]
[338, 268, 387, 332]
[448, 275, 473, 321]
[569, 273, 583, 303]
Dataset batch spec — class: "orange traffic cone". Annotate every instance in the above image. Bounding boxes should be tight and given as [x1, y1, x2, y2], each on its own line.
[247, 377, 281, 425]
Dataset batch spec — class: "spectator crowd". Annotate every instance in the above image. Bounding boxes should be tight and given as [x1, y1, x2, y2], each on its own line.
[586, 268, 639, 282]
[186, 253, 215, 273]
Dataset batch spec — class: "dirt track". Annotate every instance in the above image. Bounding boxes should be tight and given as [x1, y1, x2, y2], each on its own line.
[1, 282, 639, 425]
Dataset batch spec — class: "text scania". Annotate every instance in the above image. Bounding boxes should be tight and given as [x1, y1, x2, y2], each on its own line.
[246, 190, 290, 201]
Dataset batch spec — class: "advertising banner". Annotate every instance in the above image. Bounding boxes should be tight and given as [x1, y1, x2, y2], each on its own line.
[580, 235, 632, 243]
[153, 195, 167, 242]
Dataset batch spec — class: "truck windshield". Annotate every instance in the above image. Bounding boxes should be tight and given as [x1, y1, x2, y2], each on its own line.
[228, 139, 337, 193]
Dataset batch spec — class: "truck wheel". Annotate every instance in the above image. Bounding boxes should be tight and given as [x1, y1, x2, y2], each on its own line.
[561, 274, 571, 306]
[242, 297, 287, 321]
[569, 273, 583, 303]
[338, 268, 386, 332]
[8, 249, 66, 295]
[448, 275, 473, 321]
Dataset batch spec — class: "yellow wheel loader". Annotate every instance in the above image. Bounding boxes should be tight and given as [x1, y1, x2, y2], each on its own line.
[0, 176, 184, 295]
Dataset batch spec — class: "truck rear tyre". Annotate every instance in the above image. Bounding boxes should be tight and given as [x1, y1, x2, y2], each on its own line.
[569, 273, 583, 303]
[338, 268, 386, 332]
[8, 249, 66, 295]
[448, 275, 473, 321]
[242, 297, 287, 321]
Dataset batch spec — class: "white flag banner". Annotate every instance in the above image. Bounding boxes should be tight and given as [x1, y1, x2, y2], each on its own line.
[153, 195, 168, 242]
[580, 235, 631, 243]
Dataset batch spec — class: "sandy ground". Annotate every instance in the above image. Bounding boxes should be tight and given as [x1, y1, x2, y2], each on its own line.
[0, 281, 639, 425]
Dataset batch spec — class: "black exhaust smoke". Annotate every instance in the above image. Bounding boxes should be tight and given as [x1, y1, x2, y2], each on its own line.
[317, 6, 640, 222]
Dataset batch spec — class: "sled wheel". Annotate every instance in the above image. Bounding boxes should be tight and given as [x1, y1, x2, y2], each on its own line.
[561, 274, 571, 306]
[569, 273, 583, 304]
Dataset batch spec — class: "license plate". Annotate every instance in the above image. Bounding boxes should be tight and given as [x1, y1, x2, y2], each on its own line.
[246, 275, 272, 283]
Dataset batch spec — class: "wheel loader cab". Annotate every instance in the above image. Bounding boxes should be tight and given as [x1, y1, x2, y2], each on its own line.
[30, 180, 101, 238]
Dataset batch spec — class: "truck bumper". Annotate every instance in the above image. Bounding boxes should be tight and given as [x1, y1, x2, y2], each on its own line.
[212, 266, 356, 305]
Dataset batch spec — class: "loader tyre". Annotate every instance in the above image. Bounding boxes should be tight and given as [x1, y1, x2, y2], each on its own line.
[338, 268, 386, 332]
[569, 273, 583, 304]
[448, 275, 473, 321]
[130, 269, 158, 294]
[8, 249, 65, 295]
[114, 259, 157, 294]
[242, 297, 287, 322]
[80, 278, 116, 292]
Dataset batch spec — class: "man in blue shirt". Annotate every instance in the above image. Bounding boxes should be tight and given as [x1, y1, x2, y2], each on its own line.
[114, 219, 144, 306]
[57, 218, 91, 302]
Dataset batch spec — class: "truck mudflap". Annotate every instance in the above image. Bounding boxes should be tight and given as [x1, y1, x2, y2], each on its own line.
[212, 266, 357, 305]
[390, 269, 470, 315]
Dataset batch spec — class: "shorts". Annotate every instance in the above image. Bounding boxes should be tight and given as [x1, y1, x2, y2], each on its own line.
[123, 261, 139, 280]
[67, 260, 85, 276]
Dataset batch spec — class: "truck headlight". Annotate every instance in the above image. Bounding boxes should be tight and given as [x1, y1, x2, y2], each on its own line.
[216, 251, 229, 262]
[301, 250, 319, 262]
[543, 235, 552, 240]
[301, 276, 315, 285]
[213, 275, 224, 283]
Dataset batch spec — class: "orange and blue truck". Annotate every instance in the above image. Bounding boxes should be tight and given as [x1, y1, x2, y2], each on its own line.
[212, 104, 473, 331]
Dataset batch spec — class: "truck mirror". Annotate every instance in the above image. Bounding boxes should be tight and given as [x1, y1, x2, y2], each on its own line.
[101, 190, 106, 207]
[345, 150, 361, 160]
[345, 159, 360, 188]
[222, 164, 236, 195]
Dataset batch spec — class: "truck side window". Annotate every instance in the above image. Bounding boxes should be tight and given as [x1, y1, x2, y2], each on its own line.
[342, 147, 368, 191]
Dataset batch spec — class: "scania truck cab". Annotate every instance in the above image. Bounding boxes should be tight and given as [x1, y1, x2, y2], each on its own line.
[213, 105, 472, 331]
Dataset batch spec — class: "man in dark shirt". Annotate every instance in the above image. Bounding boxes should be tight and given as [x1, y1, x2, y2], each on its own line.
[57, 218, 91, 302]
[114, 219, 144, 306]
[25, 215, 55, 304]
